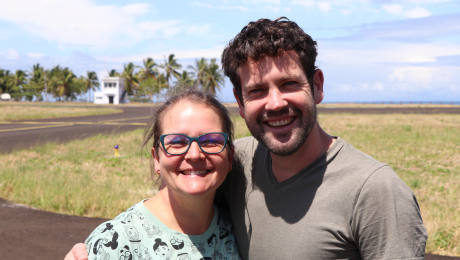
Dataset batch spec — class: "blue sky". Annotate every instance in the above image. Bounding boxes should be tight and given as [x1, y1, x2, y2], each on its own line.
[1, 0, 459, 102]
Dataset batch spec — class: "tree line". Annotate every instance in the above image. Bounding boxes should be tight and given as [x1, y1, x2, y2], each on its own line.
[0, 54, 224, 102]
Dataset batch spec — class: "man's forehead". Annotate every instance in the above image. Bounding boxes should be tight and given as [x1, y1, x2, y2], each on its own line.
[238, 51, 304, 86]
[239, 52, 302, 75]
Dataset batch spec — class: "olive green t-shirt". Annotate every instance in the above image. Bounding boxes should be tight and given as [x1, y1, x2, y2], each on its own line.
[217, 136, 427, 260]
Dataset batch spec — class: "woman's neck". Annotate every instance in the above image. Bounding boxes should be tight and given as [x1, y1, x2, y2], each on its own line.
[144, 186, 215, 235]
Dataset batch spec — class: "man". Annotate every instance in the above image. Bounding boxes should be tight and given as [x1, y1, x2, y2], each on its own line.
[66, 17, 427, 260]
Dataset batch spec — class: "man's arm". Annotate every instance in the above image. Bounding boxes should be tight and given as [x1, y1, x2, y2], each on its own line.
[64, 243, 88, 260]
[352, 166, 427, 259]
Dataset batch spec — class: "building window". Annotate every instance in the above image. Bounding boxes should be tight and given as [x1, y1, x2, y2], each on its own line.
[104, 83, 108, 88]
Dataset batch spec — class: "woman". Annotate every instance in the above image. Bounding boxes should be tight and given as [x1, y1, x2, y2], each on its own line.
[83, 87, 241, 260]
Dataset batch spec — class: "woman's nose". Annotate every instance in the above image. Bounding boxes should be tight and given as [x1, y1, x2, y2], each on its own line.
[184, 141, 205, 161]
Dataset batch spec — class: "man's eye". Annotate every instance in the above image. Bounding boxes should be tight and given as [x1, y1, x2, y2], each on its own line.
[248, 89, 263, 95]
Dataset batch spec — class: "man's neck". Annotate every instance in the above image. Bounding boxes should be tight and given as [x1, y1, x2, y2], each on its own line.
[271, 123, 335, 183]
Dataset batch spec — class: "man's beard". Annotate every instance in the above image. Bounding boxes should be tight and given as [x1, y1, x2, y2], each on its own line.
[245, 104, 317, 156]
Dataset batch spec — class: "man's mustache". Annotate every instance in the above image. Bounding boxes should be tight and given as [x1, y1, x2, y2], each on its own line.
[258, 106, 300, 121]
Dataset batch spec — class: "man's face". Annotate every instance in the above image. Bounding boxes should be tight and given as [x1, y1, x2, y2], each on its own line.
[236, 51, 321, 156]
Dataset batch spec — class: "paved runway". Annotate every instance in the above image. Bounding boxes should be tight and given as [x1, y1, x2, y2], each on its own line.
[0, 106, 154, 154]
[1, 105, 460, 259]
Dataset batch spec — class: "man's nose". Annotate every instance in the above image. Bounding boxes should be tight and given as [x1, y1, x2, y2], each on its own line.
[185, 141, 205, 161]
[265, 88, 287, 111]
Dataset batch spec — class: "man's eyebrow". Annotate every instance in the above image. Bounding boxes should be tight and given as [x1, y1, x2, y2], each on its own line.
[277, 74, 298, 82]
[244, 82, 264, 90]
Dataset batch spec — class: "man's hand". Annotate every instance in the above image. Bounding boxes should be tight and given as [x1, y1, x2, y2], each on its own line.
[64, 243, 88, 260]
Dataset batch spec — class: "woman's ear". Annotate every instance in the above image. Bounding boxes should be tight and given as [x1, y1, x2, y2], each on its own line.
[152, 148, 160, 175]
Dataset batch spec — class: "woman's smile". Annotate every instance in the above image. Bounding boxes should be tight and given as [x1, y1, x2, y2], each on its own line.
[180, 169, 210, 175]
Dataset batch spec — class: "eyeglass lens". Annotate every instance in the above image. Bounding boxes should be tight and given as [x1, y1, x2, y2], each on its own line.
[163, 133, 226, 154]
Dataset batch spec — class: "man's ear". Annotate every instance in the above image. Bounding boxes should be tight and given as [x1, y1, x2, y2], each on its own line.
[313, 69, 324, 104]
[233, 89, 245, 119]
[152, 148, 160, 174]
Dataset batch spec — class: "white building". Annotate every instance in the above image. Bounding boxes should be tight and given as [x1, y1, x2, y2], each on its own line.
[94, 77, 127, 104]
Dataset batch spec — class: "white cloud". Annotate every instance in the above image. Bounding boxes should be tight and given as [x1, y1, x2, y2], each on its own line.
[333, 82, 384, 92]
[341, 9, 352, 15]
[292, 0, 332, 12]
[317, 2, 331, 12]
[405, 7, 431, 18]
[0, 0, 190, 49]
[186, 24, 212, 36]
[189, 1, 212, 8]
[264, 6, 281, 12]
[242, 0, 282, 4]
[382, 4, 430, 19]
[406, 0, 451, 3]
[293, 0, 318, 8]
[372, 82, 384, 91]
[27, 53, 45, 58]
[6, 49, 19, 60]
[216, 5, 250, 11]
[99, 47, 225, 63]
[284, 7, 292, 11]
[382, 4, 403, 15]
[318, 40, 460, 66]
[121, 3, 151, 15]
[402, 55, 437, 62]
[388, 66, 460, 91]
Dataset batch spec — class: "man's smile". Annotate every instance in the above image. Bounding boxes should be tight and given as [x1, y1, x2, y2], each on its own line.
[266, 117, 294, 127]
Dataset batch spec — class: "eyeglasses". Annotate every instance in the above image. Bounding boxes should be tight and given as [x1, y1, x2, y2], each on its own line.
[160, 132, 228, 155]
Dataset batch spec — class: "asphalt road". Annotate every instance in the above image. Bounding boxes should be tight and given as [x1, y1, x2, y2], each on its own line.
[0, 106, 154, 154]
[1, 105, 460, 259]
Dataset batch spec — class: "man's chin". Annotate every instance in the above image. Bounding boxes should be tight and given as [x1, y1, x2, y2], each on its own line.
[258, 135, 304, 156]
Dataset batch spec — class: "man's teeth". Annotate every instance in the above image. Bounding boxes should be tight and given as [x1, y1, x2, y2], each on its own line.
[182, 170, 208, 175]
[267, 118, 293, 127]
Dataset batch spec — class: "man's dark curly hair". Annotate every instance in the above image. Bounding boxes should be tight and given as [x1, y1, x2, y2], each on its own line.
[221, 17, 318, 104]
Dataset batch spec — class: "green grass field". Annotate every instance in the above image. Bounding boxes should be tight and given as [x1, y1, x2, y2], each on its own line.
[0, 113, 459, 256]
[0, 105, 121, 121]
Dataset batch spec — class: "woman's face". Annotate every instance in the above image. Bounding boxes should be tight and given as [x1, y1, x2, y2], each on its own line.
[152, 101, 233, 198]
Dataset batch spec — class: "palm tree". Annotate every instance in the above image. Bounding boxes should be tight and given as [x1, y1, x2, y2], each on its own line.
[8, 70, 28, 100]
[121, 63, 139, 96]
[108, 69, 119, 77]
[82, 71, 100, 102]
[138, 73, 168, 102]
[202, 59, 224, 94]
[0, 68, 12, 94]
[187, 58, 208, 88]
[138, 57, 158, 81]
[174, 71, 195, 85]
[25, 64, 45, 101]
[53, 67, 77, 101]
[160, 54, 181, 84]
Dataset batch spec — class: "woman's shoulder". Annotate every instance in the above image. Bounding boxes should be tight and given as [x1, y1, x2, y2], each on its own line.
[85, 200, 163, 260]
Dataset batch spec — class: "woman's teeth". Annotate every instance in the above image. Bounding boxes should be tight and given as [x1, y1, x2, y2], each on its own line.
[267, 117, 293, 127]
[182, 170, 208, 175]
